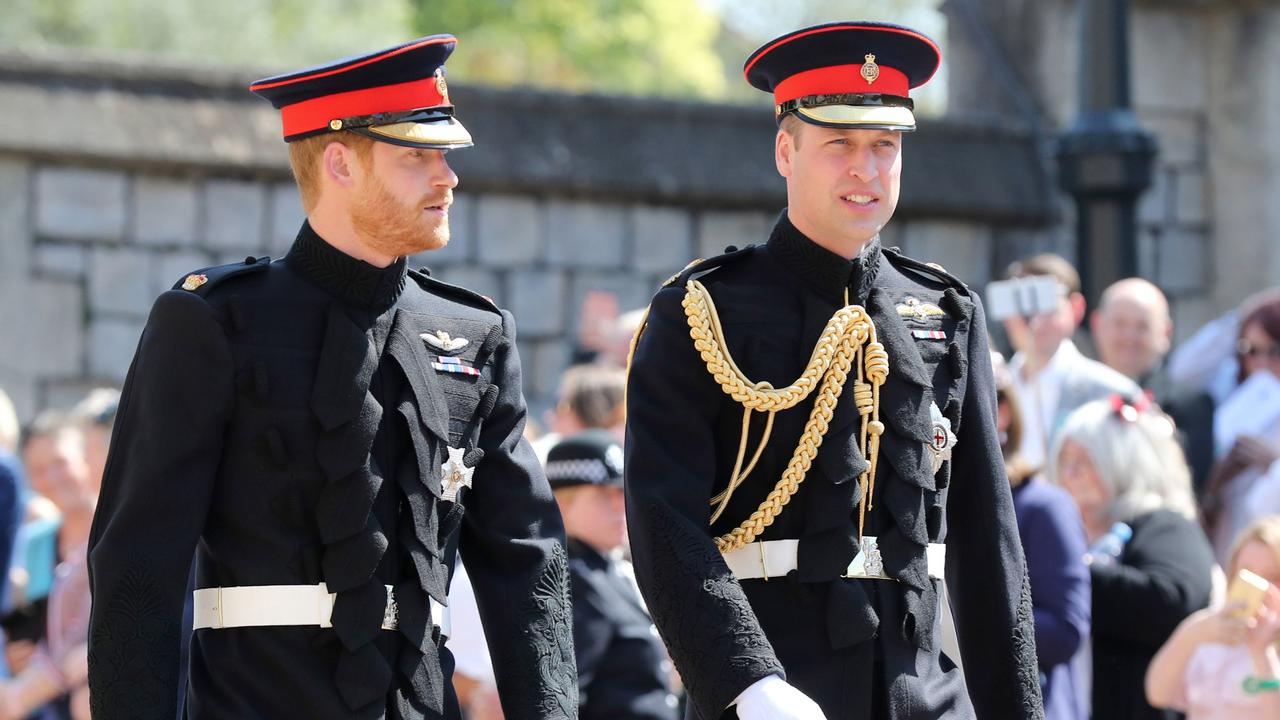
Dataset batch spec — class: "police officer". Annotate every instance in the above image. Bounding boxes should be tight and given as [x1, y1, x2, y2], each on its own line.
[624, 22, 1044, 720]
[546, 430, 681, 720]
[87, 36, 577, 719]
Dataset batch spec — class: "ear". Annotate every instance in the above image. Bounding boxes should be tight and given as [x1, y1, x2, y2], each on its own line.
[321, 140, 361, 190]
[1069, 292, 1087, 326]
[775, 128, 794, 178]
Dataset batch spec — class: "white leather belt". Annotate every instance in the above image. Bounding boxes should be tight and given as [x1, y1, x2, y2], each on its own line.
[721, 537, 946, 582]
[192, 583, 449, 638]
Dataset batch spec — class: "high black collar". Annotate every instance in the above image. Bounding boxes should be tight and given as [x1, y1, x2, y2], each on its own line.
[284, 221, 407, 312]
[765, 210, 881, 305]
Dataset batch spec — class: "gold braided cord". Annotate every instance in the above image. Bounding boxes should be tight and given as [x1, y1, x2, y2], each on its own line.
[709, 406, 776, 524]
[681, 279, 887, 552]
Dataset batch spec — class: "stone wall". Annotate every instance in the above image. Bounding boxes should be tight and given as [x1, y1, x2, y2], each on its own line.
[946, 0, 1280, 339]
[0, 48, 1058, 421]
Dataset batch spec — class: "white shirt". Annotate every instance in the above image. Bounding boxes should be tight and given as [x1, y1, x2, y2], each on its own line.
[444, 561, 496, 683]
[1009, 340, 1085, 471]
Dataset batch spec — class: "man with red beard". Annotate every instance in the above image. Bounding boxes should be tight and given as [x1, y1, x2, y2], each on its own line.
[86, 36, 576, 720]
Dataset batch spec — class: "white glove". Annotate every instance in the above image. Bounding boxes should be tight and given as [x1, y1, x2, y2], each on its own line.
[733, 674, 828, 720]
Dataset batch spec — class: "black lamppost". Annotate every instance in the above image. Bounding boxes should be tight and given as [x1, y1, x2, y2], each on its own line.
[1054, 0, 1157, 308]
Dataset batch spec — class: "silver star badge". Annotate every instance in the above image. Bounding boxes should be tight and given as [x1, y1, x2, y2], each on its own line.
[441, 446, 475, 502]
[928, 402, 957, 474]
[421, 330, 469, 353]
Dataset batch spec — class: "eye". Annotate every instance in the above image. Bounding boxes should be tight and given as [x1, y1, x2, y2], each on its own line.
[408, 149, 425, 160]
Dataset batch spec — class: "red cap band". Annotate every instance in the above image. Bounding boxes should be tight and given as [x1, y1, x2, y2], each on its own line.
[773, 64, 909, 105]
[279, 77, 449, 138]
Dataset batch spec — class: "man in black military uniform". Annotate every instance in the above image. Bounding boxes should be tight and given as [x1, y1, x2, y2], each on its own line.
[87, 36, 577, 719]
[625, 22, 1044, 720]
[546, 430, 680, 720]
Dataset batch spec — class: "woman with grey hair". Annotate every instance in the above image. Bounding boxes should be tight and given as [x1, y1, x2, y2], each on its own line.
[1049, 396, 1216, 720]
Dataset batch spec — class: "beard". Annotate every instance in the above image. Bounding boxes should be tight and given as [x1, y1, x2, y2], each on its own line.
[349, 174, 451, 258]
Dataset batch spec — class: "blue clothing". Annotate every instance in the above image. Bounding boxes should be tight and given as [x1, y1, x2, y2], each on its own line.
[1012, 477, 1090, 720]
[0, 452, 21, 608]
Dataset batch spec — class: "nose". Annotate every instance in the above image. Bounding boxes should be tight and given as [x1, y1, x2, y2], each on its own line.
[432, 151, 459, 190]
[847, 145, 877, 183]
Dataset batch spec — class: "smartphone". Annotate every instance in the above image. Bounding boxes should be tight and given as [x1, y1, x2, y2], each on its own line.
[985, 276, 1064, 322]
[1227, 568, 1270, 618]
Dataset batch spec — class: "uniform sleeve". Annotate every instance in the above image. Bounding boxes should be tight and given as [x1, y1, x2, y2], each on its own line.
[1091, 512, 1213, 648]
[945, 293, 1045, 719]
[87, 290, 234, 720]
[459, 309, 578, 720]
[624, 286, 784, 720]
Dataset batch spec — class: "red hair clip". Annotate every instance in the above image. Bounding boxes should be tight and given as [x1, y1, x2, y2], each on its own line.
[1109, 393, 1151, 423]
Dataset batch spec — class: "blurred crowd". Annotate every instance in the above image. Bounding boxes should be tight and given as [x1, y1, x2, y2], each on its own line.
[0, 387, 117, 720]
[6, 255, 1280, 719]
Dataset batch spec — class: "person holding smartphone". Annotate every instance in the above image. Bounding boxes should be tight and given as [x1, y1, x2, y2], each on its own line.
[1146, 516, 1280, 719]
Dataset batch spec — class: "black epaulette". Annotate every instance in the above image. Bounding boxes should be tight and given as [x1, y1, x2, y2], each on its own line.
[882, 246, 968, 290]
[662, 244, 757, 288]
[408, 267, 501, 314]
[172, 255, 271, 296]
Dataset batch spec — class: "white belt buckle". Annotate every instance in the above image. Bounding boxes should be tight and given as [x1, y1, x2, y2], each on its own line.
[381, 585, 399, 631]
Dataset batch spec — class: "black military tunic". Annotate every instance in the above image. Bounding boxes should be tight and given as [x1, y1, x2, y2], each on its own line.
[567, 537, 679, 720]
[625, 212, 1042, 720]
[87, 223, 577, 719]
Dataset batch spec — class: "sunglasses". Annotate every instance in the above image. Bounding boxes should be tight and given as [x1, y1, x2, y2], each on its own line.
[1237, 339, 1280, 359]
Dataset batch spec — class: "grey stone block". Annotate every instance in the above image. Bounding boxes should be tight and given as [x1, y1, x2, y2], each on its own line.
[1157, 228, 1208, 296]
[33, 243, 87, 279]
[35, 167, 127, 241]
[696, 211, 773, 260]
[1173, 171, 1206, 225]
[433, 267, 504, 308]
[631, 206, 695, 274]
[0, 159, 31, 282]
[1137, 169, 1171, 226]
[900, 221, 995, 288]
[546, 200, 627, 268]
[0, 278, 84, 376]
[0, 368, 36, 423]
[1171, 295, 1218, 347]
[409, 192, 474, 269]
[267, 182, 305, 256]
[204, 179, 266, 251]
[88, 316, 147, 381]
[476, 195, 541, 267]
[44, 380, 114, 413]
[507, 270, 567, 338]
[992, 227, 1063, 279]
[1142, 113, 1202, 167]
[518, 338, 572, 402]
[133, 176, 197, 246]
[154, 250, 213, 296]
[89, 246, 155, 317]
[1132, 9, 1206, 112]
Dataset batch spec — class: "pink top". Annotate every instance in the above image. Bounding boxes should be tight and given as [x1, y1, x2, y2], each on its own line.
[1182, 642, 1273, 720]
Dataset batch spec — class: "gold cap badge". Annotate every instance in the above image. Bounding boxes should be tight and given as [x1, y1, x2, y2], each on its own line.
[435, 67, 449, 103]
[329, 119, 343, 131]
[860, 53, 880, 85]
[181, 273, 208, 291]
